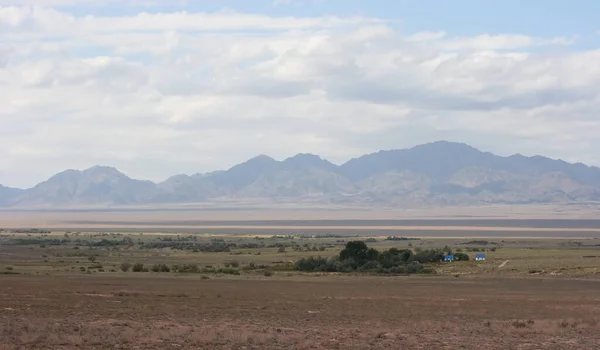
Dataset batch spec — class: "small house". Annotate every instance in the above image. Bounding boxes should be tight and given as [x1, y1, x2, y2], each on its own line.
[443, 255, 454, 262]
[475, 254, 486, 261]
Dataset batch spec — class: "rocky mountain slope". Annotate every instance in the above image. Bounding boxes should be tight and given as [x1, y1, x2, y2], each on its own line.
[2, 141, 600, 207]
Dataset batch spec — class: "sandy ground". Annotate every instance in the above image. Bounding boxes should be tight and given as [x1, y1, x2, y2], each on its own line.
[1, 274, 600, 349]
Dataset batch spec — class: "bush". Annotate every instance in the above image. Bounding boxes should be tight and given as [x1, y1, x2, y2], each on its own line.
[409, 249, 444, 263]
[173, 264, 199, 273]
[120, 262, 131, 272]
[263, 270, 273, 277]
[406, 262, 424, 274]
[132, 263, 145, 272]
[224, 260, 240, 268]
[454, 252, 470, 261]
[295, 256, 329, 271]
[151, 264, 171, 272]
[357, 260, 381, 272]
[218, 267, 240, 275]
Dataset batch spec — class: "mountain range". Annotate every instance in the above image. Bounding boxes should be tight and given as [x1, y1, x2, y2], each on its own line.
[2, 141, 600, 208]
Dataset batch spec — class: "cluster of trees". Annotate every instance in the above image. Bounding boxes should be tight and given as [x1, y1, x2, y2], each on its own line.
[385, 236, 420, 241]
[290, 242, 330, 252]
[11, 229, 51, 234]
[119, 262, 242, 275]
[12, 238, 67, 246]
[158, 236, 198, 242]
[11, 237, 135, 248]
[141, 241, 233, 252]
[295, 241, 439, 274]
[465, 247, 496, 252]
[88, 238, 134, 247]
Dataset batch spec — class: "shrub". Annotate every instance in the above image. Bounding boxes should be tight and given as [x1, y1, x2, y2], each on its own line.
[173, 264, 199, 273]
[120, 262, 131, 272]
[263, 270, 273, 277]
[218, 267, 240, 275]
[512, 320, 527, 328]
[151, 264, 171, 272]
[409, 249, 444, 263]
[454, 253, 470, 261]
[132, 263, 145, 272]
[5, 266, 13, 271]
[224, 260, 240, 268]
[295, 256, 329, 271]
[406, 262, 424, 274]
[357, 260, 381, 272]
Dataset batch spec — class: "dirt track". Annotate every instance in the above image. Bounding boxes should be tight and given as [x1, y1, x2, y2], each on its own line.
[1, 275, 599, 349]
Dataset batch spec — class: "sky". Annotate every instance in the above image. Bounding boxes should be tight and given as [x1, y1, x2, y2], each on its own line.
[1, 0, 600, 188]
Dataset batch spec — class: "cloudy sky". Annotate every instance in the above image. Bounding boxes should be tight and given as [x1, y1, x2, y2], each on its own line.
[1, 0, 600, 188]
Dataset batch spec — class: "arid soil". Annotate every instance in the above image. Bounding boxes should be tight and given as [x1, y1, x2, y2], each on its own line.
[1, 275, 599, 349]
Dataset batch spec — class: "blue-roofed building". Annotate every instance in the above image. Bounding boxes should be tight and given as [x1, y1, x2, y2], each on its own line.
[443, 255, 454, 262]
[475, 254, 486, 261]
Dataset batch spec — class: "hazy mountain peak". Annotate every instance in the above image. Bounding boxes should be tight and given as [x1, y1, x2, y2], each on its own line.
[282, 153, 337, 172]
[284, 153, 324, 163]
[83, 165, 126, 177]
[4, 141, 600, 208]
[409, 140, 481, 154]
[244, 154, 276, 164]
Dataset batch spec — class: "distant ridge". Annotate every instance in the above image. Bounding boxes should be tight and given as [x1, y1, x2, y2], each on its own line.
[2, 141, 600, 208]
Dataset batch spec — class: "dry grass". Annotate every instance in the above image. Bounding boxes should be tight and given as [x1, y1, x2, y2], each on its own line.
[1, 274, 600, 349]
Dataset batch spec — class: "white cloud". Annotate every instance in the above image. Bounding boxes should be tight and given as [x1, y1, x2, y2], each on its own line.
[1, 4, 599, 187]
[0, 6, 381, 35]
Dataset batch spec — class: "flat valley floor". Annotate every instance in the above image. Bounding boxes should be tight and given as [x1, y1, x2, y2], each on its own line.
[1, 274, 600, 350]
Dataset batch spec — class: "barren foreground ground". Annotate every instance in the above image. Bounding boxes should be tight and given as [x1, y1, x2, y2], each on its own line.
[1, 275, 600, 349]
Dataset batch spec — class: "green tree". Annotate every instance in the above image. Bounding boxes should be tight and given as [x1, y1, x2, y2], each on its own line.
[339, 241, 369, 263]
[454, 252, 470, 261]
